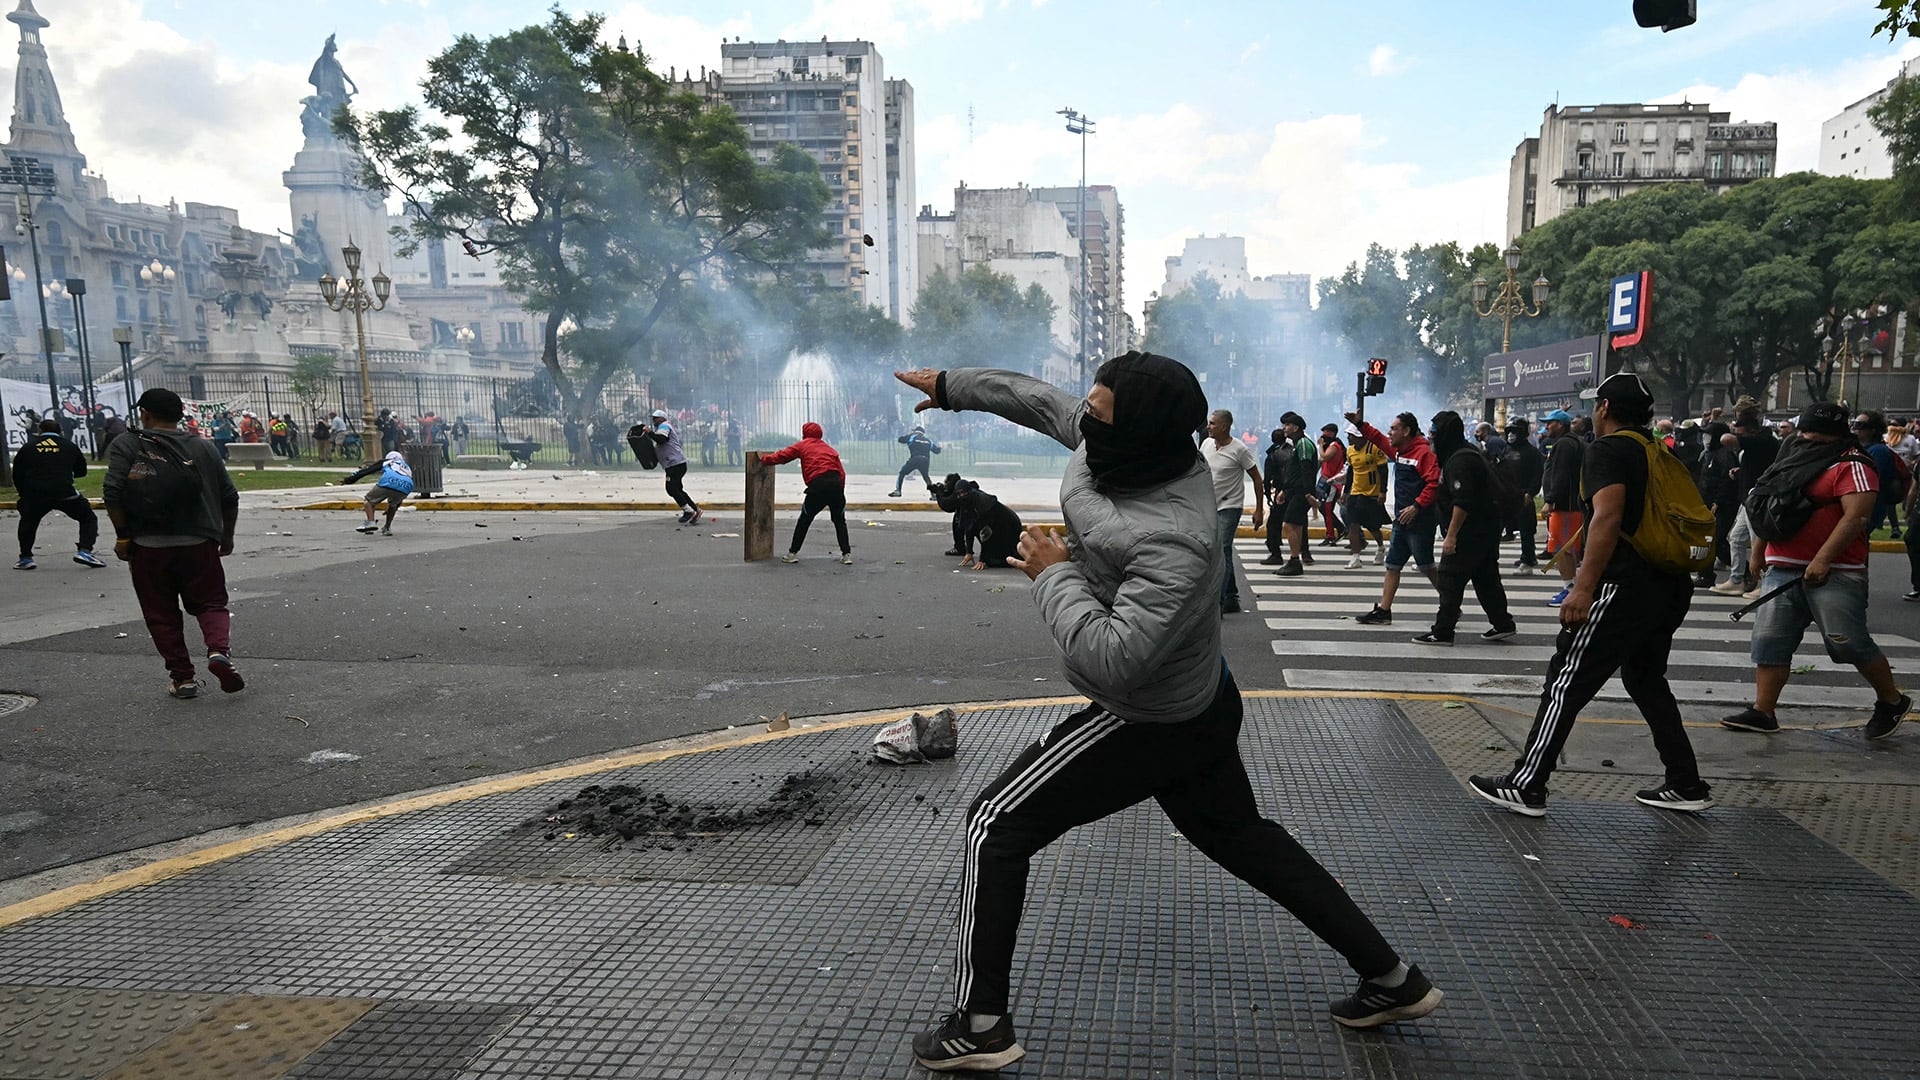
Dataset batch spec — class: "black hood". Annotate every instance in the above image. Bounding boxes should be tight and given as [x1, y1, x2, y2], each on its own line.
[1080, 351, 1207, 493]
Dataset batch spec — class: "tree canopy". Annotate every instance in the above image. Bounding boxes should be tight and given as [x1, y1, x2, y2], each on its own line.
[337, 10, 830, 417]
[908, 266, 1056, 376]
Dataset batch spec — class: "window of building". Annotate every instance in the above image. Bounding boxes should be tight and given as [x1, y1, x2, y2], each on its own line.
[845, 57, 861, 73]
[1676, 150, 1692, 173]
[501, 321, 524, 344]
[46, 220, 62, 246]
[847, 143, 859, 158]
[849, 194, 860, 206]
[110, 262, 123, 285]
[1732, 152, 1747, 176]
[1708, 153, 1724, 178]
[50, 254, 65, 278]
[845, 95, 857, 107]
[1576, 184, 1589, 208]
[847, 168, 858, 182]
[848, 217, 860, 231]
[1678, 120, 1692, 141]
[1577, 151, 1592, 176]
[1613, 121, 1627, 142]
[1756, 153, 1771, 176]
[1642, 149, 1655, 173]
[1610, 151, 1625, 177]
[1580, 122, 1594, 143]
[1643, 121, 1658, 143]
[115, 295, 128, 321]
[106, 225, 118, 242]
[138, 297, 150, 323]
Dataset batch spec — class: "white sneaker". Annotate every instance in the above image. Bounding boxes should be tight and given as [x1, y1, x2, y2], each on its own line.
[1741, 585, 1763, 600]
[780, 553, 800, 563]
[1345, 555, 1365, 570]
[839, 552, 854, 565]
[355, 523, 378, 534]
[1373, 545, 1385, 566]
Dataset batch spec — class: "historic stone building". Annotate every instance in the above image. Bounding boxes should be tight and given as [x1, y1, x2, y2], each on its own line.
[1506, 101, 1779, 241]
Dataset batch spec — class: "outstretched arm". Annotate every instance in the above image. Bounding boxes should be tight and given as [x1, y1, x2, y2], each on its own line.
[895, 368, 1084, 449]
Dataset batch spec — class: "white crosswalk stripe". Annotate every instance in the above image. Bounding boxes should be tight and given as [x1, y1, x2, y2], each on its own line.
[1229, 540, 1890, 709]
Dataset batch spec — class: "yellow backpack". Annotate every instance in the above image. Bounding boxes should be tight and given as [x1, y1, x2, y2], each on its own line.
[1588, 429, 1715, 574]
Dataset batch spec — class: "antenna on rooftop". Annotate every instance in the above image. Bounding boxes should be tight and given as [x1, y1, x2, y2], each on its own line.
[968, 103, 974, 147]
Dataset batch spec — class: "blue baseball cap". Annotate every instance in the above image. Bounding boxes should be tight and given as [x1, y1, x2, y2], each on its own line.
[1543, 409, 1574, 422]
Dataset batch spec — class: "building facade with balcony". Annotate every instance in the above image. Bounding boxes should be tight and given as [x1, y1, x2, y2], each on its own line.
[713, 39, 911, 320]
[1505, 102, 1778, 240]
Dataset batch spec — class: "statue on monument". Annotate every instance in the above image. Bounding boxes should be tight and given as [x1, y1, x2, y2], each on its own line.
[299, 34, 359, 142]
[279, 214, 328, 282]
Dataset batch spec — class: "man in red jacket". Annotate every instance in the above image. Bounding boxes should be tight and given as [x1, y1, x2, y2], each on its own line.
[1345, 410, 1442, 625]
[760, 421, 854, 565]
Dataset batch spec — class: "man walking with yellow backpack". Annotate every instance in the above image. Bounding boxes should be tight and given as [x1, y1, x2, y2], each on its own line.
[1470, 372, 1717, 817]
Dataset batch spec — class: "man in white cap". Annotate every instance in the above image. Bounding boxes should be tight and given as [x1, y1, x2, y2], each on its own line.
[640, 408, 700, 523]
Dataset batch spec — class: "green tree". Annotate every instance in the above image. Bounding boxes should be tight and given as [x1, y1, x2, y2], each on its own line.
[339, 11, 829, 419]
[908, 266, 1056, 377]
[1869, 71, 1920, 217]
[1873, 0, 1920, 39]
[286, 352, 338, 425]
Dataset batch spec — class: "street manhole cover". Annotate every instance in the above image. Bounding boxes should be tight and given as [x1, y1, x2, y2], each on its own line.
[0, 693, 36, 718]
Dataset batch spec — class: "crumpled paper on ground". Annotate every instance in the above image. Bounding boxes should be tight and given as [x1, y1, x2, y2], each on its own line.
[872, 708, 959, 764]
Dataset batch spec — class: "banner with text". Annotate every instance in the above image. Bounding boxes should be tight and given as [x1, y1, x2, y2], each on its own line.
[1, 377, 141, 452]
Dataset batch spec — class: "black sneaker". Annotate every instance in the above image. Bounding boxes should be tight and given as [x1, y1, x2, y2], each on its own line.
[911, 1011, 1026, 1072]
[1276, 558, 1304, 577]
[1481, 626, 1519, 642]
[1635, 784, 1715, 812]
[944, 547, 966, 557]
[1720, 708, 1779, 733]
[676, 510, 692, 524]
[1412, 632, 1453, 646]
[1866, 693, 1913, 740]
[1356, 606, 1392, 625]
[1468, 774, 1546, 817]
[1329, 965, 1444, 1029]
[1221, 598, 1241, 614]
[1904, 591, 1920, 602]
[686, 507, 703, 525]
[1259, 554, 1286, 565]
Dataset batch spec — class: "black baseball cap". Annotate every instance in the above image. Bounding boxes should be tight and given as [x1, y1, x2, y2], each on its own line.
[135, 387, 185, 422]
[1579, 371, 1654, 409]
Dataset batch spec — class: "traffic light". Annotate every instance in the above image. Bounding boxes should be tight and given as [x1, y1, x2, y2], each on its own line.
[1365, 358, 1388, 397]
[1634, 0, 1695, 32]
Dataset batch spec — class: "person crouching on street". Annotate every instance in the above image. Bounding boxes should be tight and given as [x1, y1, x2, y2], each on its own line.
[759, 421, 853, 565]
[341, 451, 414, 536]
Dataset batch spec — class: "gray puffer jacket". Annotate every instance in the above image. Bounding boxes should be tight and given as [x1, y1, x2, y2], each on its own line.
[942, 368, 1223, 723]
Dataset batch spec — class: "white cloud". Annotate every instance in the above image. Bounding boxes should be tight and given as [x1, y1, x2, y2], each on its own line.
[1367, 44, 1409, 78]
[1239, 35, 1270, 66]
[1654, 40, 1920, 171]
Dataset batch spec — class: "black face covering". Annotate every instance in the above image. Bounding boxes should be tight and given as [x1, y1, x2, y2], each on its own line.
[1078, 351, 1207, 493]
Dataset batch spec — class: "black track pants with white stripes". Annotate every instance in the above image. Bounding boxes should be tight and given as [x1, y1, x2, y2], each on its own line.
[953, 666, 1400, 1016]
[1510, 573, 1703, 792]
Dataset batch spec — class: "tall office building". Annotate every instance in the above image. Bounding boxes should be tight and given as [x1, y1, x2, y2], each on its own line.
[716, 40, 912, 319]
[1819, 57, 1920, 180]
[1031, 184, 1122, 365]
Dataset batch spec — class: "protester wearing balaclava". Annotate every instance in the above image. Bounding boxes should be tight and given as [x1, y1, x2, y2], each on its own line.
[1418, 409, 1516, 647]
[890, 356, 1441, 1072]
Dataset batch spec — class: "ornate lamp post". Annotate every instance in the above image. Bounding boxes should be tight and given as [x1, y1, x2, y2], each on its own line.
[1816, 312, 1873, 408]
[139, 259, 176, 336]
[1472, 243, 1551, 354]
[1059, 106, 1096, 392]
[317, 240, 391, 465]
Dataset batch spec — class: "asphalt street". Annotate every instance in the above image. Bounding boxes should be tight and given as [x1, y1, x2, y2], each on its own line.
[5, 495, 1919, 887]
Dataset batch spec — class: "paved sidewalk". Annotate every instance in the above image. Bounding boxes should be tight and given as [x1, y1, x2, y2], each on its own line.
[3, 695, 1916, 1078]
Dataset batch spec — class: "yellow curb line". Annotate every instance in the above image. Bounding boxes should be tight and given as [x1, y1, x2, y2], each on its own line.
[0, 688, 1864, 931]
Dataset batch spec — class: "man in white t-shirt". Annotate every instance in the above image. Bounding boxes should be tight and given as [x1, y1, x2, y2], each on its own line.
[1203, 408, 1264, 614]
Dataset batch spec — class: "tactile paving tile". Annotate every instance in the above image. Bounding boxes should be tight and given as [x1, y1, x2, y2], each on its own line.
[0, 986, 224, 1078]
[282, 1000, 523, 1079]
[0, 697, 1914, 1078]
[99, 995, 377, 1080]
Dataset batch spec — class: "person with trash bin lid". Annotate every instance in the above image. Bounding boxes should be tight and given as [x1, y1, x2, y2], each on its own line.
[892, 354, 1442, 1073]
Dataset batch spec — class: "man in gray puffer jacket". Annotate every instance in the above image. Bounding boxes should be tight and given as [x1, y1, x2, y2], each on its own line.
[896, 353, 1441, 1073]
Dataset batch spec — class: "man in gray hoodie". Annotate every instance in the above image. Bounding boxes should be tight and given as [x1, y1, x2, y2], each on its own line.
[894, 354, 1441, 1073]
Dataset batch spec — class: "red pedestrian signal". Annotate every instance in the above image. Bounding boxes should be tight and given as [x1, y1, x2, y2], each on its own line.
[1365, 358, 1388, 396]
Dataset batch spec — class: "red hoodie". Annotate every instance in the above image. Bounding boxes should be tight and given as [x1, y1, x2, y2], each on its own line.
[760, 422, 846, 484]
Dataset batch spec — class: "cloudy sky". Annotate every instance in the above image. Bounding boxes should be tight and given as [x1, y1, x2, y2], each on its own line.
[11, 0, 1918, 323]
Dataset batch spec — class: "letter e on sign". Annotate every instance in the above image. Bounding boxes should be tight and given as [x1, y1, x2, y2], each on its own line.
[1608, 270, 1651, 348]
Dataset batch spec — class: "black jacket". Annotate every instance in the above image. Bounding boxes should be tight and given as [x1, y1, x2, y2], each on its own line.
[1541, 434, 1585, 508]
[11, 431, 86, 499]
[1501, 439, 1544, 497]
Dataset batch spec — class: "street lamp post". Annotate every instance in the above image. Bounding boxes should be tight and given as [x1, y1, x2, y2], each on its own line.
[112, 326, 135, 429]
[1059, 107, 1096, 392]
[0, 156, 61, 409]
[139, 259, 176, 339]
[62, 277, 97, 452]
[1816, 312, 1873, 408]
[318, 240, 390, 465]
[1472, 243, 1552, 355]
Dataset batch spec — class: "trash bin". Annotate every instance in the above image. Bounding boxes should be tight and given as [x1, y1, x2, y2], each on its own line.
[402, 441, 444, 497]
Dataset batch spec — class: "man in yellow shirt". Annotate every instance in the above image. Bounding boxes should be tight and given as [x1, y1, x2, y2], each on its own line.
[1343, 426, 1390, 569]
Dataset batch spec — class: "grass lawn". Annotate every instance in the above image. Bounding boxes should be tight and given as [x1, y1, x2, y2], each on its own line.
[4, 468, 348, 501]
